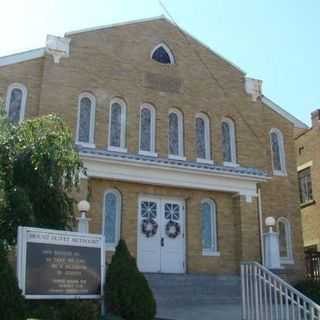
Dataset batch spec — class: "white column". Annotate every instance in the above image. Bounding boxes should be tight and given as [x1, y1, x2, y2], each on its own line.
[264, 216, 281, 269]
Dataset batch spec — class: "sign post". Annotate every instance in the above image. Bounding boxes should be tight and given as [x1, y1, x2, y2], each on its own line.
[17, 226, 105, 300]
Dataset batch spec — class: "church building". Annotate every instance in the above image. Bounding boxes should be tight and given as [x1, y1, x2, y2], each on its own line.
[0, 16, 307, 278]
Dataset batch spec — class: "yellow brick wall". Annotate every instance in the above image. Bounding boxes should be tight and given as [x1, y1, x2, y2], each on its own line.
[0, 18, 305, 276]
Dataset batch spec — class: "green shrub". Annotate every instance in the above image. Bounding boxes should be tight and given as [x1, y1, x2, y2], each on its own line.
[0, 245, 26, 320]
[295, 280, 320, 304]
[26, 300, 100, 320]
[104, 240, 156, 320]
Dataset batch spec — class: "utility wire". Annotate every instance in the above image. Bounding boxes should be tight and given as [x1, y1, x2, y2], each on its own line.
[159, 0, 267, 151]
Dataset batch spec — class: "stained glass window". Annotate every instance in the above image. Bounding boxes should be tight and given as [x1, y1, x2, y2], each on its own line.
[110, 102, 122, 148]
[271, 132, 282, 171]
[298, 168, 313, 204]
[8, 88, 23, 123]
[140, 107, 152, 152]
[222, 121, 232, 162]
[169, 112, 180, 155]
[196, 117, 206, 159]
[277, 218, 292, 261]
[78, 97, 92, 143]
[201, 200, 217, 252]
[152, 46, 172, 64]
[104, 191, 121, 247]
[141, 201, 157, 219]
[164, 203, 180, 220]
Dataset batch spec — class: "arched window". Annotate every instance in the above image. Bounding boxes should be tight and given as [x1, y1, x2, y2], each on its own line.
[5, 83, 27, 123]
[196, 113, 212, 163]
[277, 217, 293, 264]
[168, 108, 185, 159]
[201, 199, 218, 255]
[151, 43, 175, 64]
[270, 128, 286, 175]
[103, 189, 121, 250]
[221, 117, 237, 166]
[139, 104, 156, 156]
[108, 98, 127, 152]
[76, 93, 96, 146]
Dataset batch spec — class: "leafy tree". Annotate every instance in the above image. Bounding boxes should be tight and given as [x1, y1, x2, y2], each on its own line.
[105, 240, 156, 320]
[0, 110, 84, 248]
[0, 244, 26, 320]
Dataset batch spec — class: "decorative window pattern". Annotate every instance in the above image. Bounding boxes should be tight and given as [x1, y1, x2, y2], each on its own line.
[76, 93, 95, 146]
[168, 109, 184, 158]
[270, 128, 286, 175]
[139, 104, 156, 154]
[108, 98, 126, 151]
[201, 199, 218, 254]
[164, 203, 180, 220]
[103, 190, 121, 250]
[277, 217, 293, 263]
[221, 118, 236, 165]
[196, 113, 211, 161]
[298, 168, 313, 204]
[5, 83, 27, 123]
[141, 201, 157, 219]
[151, 43, 174, 64]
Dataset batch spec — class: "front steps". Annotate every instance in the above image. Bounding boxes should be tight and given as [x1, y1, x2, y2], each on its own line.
[145, 273, 242, 320]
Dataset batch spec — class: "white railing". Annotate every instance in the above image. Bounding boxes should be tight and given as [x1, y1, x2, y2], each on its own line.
[241, 261, 320, 320]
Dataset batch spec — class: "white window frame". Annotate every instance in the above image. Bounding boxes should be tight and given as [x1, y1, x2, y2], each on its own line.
[139, 103, 157, 157]
[150, 43, 175, 65]
[102, 189, 122, 251]
[5, 83, 28, 123]
[108, 97, 127, 153]
[277, 217, 294, 264]
[75, 92, 96, 148]
[201, 199, 219, 256]
[222, 117, 238, 167]
[196, 113, 213, 164]
[168, 108, 186, 161]
[270, 128, 287, 176]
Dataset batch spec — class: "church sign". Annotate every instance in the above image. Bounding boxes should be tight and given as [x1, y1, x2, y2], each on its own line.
[17, 226, 105, 299]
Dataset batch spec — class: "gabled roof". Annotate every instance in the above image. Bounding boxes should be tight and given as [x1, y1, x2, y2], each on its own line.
[261, 96, 308, 129]
[0, 48, 45, 67]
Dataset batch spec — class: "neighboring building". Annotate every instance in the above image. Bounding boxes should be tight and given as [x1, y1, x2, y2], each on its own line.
[295, 110, 320, 252]
[0, 16, 307, 278]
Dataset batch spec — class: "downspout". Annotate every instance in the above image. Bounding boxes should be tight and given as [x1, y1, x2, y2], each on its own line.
[257, 185, 265, 266]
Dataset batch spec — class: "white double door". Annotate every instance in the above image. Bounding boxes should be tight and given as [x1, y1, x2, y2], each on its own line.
[137, 196, 185, 274]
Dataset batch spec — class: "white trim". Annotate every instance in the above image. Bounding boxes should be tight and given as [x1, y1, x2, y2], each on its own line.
[270, 128, 287, 176]
[139, 151, 158, 157]
[197, 158, 214, 165]
[76, 92, 96, 146]
[139, 103, 156, 154]
[0, 48, 45, 67]
[195, 113, 212, 162]
[108, 97, 127, 151]
[168, 108, 184, 158]
[168, 154, 187, 161]
[80, 152, 267, 202]
[202, 251, 221, 256]
[262, 96, 308, 129]
[297, 161, 313, 172]
[277, 217, 294, 265]
[222, 117, 237, 166]
[5, 83, 28, 123]
[102, 189, 122, 251]
[201, 199, 218, 255]
[151, 42, 175, 64]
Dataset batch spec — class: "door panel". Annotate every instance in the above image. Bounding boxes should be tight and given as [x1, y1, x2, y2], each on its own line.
[137, 196, 185, 274]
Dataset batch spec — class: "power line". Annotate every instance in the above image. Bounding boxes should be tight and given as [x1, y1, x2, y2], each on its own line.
[159, 0, 267, 152]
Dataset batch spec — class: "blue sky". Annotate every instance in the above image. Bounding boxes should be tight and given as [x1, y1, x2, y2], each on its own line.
[1, 0, 319, 125]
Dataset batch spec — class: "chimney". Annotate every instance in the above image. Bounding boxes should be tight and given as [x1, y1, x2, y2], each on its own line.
[311, 110, 320, 128]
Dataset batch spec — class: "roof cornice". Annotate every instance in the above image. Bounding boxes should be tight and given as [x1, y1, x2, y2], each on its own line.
[0, 48, 45, 67]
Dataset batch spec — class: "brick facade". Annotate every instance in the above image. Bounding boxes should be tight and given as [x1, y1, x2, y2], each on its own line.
[0, 17, 305, 278]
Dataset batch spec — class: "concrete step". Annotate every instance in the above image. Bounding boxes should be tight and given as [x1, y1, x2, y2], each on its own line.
[145, 273, 242, 320]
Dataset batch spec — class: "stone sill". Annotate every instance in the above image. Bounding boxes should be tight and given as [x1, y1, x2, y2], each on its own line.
[300, 200, 316, 209]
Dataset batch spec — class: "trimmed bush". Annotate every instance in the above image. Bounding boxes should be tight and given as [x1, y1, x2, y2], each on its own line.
[0, 245, 26, 320]
[104, 240, 156, 320]
[295, 280, 320, 304]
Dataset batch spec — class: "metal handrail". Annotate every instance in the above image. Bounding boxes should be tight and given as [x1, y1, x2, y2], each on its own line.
[241, 261, 320, 320]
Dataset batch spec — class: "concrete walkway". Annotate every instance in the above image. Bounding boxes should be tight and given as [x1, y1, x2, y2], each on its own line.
[156, 303, 241, 320]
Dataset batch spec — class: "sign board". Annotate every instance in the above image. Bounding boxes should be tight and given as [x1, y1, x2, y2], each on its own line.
[17, 226, 105, 299]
